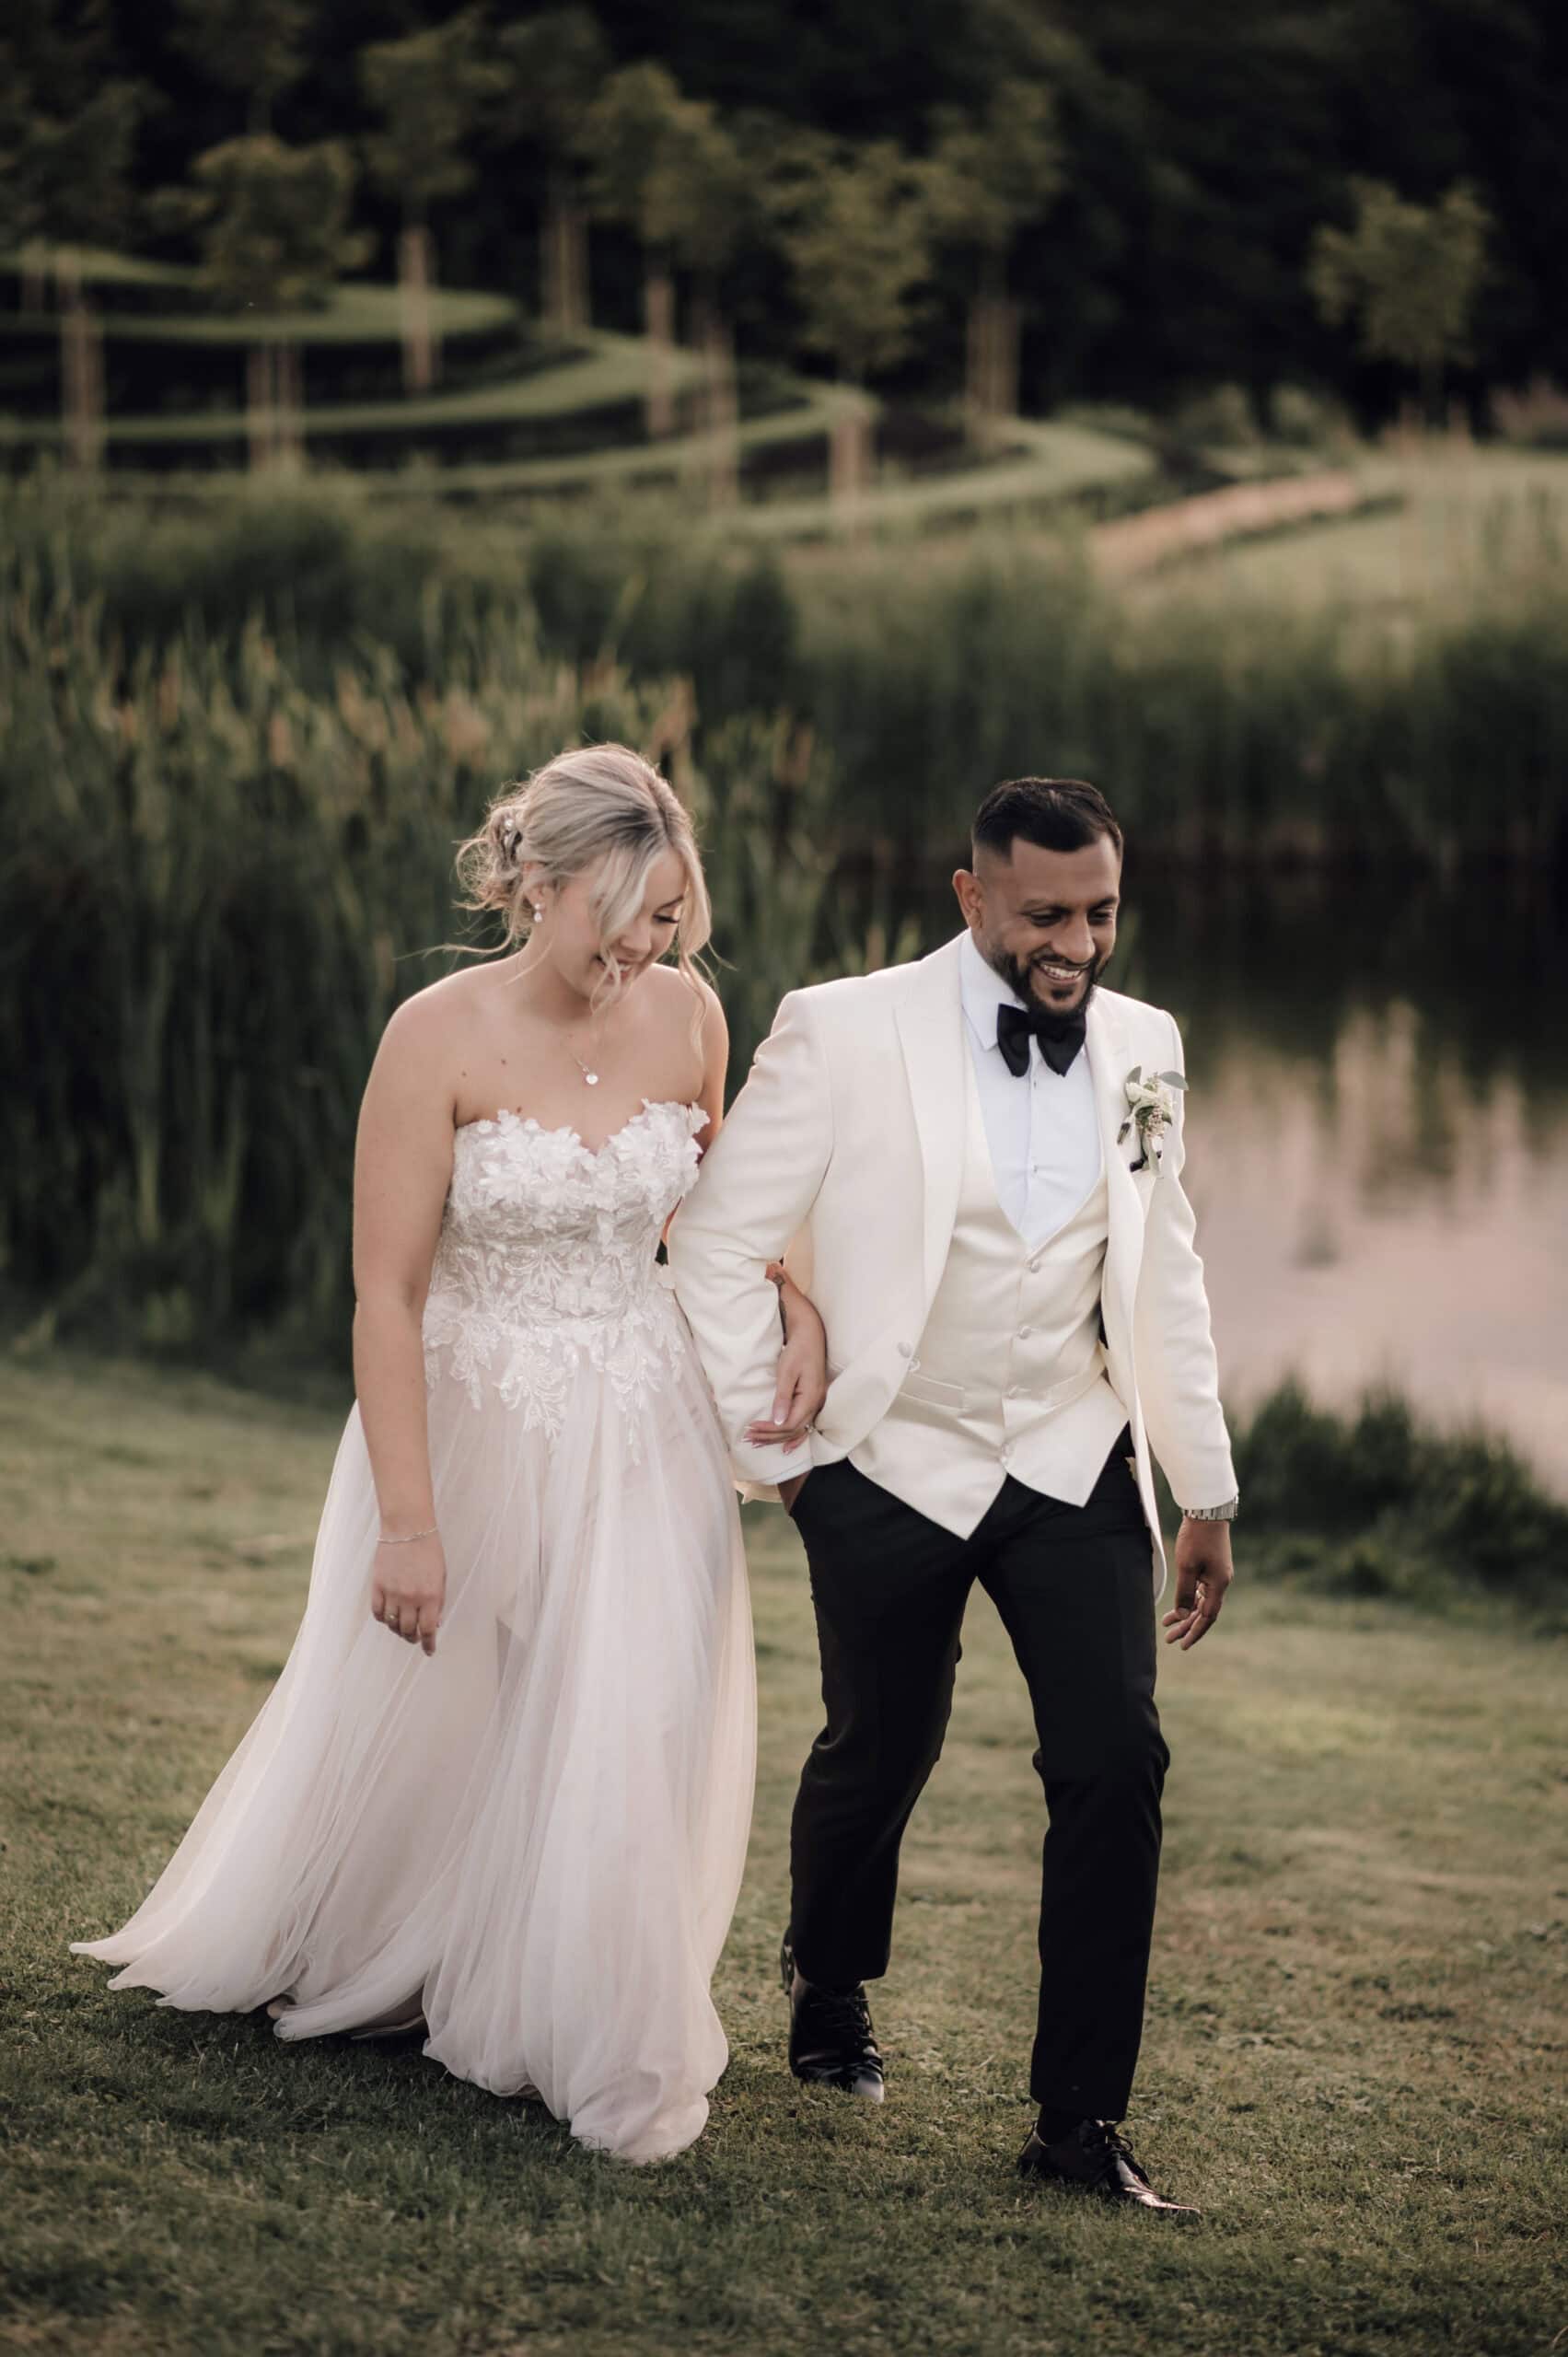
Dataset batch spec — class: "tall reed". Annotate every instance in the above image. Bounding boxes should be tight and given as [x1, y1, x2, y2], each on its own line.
[0, 575, 838, 1352]
[9, 472, 1568, 873]
[6, 470, 1568, 1351]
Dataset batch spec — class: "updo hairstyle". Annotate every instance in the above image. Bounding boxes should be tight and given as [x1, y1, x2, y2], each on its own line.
[457, 743, 713, 1012]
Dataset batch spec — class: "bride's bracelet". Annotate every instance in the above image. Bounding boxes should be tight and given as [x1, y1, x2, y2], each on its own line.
[377, 1525, 436, 1546]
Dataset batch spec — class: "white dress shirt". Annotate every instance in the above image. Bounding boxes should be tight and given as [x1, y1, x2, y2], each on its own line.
[958, 928, 1102, 1248]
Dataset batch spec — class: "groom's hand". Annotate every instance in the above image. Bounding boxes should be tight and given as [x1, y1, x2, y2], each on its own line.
[1163, 1519, 1234, 1649]
[778, 1471, 811, 1514]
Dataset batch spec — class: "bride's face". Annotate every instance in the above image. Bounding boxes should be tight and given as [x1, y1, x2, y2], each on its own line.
[540, 848, 689, 1004]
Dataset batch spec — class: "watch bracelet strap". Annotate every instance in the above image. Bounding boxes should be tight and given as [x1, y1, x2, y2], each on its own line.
[1181, 1496, 1239, 1522]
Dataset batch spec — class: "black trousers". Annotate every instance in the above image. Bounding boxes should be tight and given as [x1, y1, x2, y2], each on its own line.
[785, 1434, 1167, 2121]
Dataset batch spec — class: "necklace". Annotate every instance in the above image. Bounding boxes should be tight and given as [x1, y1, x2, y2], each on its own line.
[569, 1047, 601, 1088]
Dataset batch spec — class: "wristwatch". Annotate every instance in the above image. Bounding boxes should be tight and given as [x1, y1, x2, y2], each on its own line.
[1181, 1495, 1239, 1522]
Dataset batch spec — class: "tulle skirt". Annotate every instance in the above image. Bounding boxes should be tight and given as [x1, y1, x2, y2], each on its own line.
[73, 1329, 756, 2164]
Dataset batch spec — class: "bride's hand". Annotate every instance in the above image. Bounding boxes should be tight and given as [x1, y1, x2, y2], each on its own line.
[371, 1530, 447, 1656]
[745, 1270, 828, 1453]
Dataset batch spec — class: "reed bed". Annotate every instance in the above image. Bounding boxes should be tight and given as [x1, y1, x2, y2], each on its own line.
[7, 470, 1568, 869]
[0, 575, 836, 1351]
[4, 470, 1566, 1351]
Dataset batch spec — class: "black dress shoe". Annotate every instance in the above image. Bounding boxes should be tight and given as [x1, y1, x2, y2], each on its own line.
[780, 1934, 885, 2101]
[1017, 2118, 1199, 2214]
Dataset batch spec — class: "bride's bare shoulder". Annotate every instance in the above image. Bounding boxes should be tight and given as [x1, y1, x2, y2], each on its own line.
[374, 960, 514, 1067]
[642, 960, 724, 1029]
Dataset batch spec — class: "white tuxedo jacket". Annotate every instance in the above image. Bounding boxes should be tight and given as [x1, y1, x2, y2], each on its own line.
[668, 934, 1237, 1588]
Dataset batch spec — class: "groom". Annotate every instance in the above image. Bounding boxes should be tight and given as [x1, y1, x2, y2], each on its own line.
[669, 778, 1237, 2213]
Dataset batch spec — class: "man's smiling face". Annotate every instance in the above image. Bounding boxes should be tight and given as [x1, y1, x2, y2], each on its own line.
[953, 830, 1121, 1016]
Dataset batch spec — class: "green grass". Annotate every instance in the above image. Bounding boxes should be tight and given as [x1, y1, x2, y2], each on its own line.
[724, 418, 1158, 542]
[0, 251, 519, 347]
[0, 332, 703, 448]
[1142, 446, 1568, 613]
[1, 1353, 1562, 2356]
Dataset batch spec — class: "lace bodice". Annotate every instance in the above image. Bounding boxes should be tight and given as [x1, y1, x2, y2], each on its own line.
[422, 1099, 706, 1443]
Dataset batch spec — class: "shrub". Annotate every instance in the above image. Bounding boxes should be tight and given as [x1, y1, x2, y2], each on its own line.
[1233, 1380, 1568, 1610]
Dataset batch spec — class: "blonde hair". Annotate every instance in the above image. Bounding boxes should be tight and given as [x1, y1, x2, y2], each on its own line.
[457, 743, 713, 1015]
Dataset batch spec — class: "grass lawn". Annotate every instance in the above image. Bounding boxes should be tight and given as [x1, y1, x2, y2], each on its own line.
[1138, 445, 1568, 613]
[0, 334, 704, 453]
[0, 252, 518, 347]
[1, 1353, 1562, 2357]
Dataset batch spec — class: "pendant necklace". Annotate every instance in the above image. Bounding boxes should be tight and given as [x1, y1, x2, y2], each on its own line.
[564, 1019, 609, 1088]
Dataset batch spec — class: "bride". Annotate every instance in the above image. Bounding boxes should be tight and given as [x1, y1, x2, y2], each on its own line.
[73, 744, 825, 2164]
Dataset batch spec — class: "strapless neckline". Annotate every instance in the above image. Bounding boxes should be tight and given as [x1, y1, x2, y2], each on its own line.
[454, 1098, 699, 1160]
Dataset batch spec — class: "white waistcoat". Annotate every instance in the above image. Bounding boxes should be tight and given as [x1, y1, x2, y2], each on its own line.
[849, 1051, 1132, 1538]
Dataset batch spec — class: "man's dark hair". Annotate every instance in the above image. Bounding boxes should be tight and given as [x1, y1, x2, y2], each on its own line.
[971, 777, 1123, 863]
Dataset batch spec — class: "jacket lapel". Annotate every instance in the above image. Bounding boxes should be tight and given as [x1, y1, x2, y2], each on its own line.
[893, 937, 968, 1303]
[1087, 995, 1144, 1348]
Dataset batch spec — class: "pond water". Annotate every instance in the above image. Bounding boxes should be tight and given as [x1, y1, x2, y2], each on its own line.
[899, 870, 1568, 1492]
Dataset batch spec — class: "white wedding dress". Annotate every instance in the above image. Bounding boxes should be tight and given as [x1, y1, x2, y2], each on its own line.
[74, 1099, 756, 2164]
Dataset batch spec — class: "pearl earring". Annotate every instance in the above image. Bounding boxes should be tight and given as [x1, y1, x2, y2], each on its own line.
[531, 904, 545, 923]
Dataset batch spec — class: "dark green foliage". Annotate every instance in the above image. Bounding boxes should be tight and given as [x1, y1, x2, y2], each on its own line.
[5, 477, 1567, 1359]
[87, 0, 1568, 417]
[1234, 1381, 1568, 1612]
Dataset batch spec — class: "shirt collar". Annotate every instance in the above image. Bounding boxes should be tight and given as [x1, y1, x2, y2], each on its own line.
[958, 927, 1025, 1055]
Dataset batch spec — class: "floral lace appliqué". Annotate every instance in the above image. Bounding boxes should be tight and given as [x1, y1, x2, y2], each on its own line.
[422, 1099, 705, 1456]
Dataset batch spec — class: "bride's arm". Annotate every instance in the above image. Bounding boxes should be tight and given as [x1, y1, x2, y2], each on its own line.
[351, 995, 459, 1655]
[668, 988, 834, 1487]
[746, 1266, 827, 1451]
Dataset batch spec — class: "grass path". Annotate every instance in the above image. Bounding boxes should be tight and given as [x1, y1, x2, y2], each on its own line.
[1, 1354, 1562, 2356]
[1135, 445, 1568, 611]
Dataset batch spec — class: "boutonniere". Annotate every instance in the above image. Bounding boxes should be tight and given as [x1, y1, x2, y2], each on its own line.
[1119, 1065, 1187, 1172]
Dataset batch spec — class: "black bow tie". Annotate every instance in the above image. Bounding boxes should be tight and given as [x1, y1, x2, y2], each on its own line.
[996, 1001, 1087, 1078]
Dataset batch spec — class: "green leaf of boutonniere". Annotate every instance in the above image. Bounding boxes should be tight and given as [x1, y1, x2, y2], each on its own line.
[1156, 1071, 1188, 1089]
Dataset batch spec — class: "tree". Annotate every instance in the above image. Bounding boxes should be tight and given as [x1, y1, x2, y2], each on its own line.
[773, 140, 933, 512]
[923, 83, 1062, 443]
[164, 135, 369, 469]
[1309, 179, 1492, 424]
[648, 103, 755, 502]
[583, 62, 693, 438]
[360, 10, 505, 393]
[492, 7, 608, 340]
[0, 0, 142, 471]
[171, 0, 309, 136]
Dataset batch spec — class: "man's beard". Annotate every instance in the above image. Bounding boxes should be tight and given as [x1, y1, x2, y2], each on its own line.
[989, 942, 1105, 1028]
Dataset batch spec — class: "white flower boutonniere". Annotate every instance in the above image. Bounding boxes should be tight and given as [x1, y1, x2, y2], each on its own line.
[1119, 1064, 1187, 1172]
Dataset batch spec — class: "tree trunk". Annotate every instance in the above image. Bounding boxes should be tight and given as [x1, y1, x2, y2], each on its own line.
[399, 222, 439, 395]
[990, 294, 1019, 427]
[829, 393, 870, 529]
[966, 264, 1018, 450]
[965, 296, 986, 446]
[644, 262, 676, 440]
[57, 251, 104, 474]
[1421, 356, 1442, 432]
[542, 180, 591, 338]
[20, 238, 49, 314]
[702, 310, 738, 509]
[247, 343, 278, 471]
[565, 205, 590, 336]
[275, 341, 305, 471]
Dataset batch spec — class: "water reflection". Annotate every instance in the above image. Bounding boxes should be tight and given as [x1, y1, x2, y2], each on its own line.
[899, 871, 1568, 1489]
